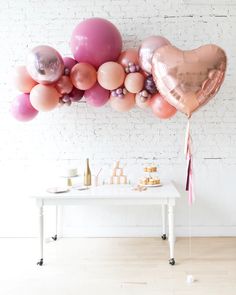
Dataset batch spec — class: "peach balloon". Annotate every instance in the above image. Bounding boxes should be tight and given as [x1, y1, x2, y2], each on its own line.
[70, 63, 97, 90]
[118, 48, 139, 68]
[30, 84, 60, 112]
[135, 91, 151, 109]
[97, 62, 125, 90]
[151, 93, 177, 119]
[55, 75, 73, 94]
[125, 72, 145, 93]
[110, 92, 135, 112]
[14, 66, 37, 93]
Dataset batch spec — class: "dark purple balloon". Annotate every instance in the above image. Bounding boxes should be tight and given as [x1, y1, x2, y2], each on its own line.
[11, 93, 38, 122]
[69, 87, 84, 102]
[144, 75, 158, 94]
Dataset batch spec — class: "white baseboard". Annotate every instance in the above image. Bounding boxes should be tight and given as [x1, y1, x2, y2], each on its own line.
[62, 225, 236, 237]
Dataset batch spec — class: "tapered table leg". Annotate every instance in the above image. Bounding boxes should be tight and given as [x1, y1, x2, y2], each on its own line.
[52, 206, 58, 241]
[168, 204, 175, 265]
[37, 204, 44, 266]
[161, 204, 167, 240]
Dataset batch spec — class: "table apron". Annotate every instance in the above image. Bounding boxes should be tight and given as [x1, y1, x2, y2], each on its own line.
[36, 198, 176, 207]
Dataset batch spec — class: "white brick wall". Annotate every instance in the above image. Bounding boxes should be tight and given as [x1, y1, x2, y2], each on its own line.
[0, 0, 235, 237]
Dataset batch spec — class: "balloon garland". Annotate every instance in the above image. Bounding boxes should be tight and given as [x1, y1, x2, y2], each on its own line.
[11, 17, 226, 123]
[11, 17, 227, 204]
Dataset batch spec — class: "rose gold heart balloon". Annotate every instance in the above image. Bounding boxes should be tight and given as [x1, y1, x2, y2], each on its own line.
[152, 44, 227, 117]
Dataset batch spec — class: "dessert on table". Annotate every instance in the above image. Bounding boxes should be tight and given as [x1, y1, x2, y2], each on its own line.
[139, 165, 161, 186]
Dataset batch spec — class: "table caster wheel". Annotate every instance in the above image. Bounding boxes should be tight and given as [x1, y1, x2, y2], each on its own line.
[161, 234, 167, 240]
[37, 258, 43, 266]
[52, 234, 57, 241]
[169, 258, 175, 265]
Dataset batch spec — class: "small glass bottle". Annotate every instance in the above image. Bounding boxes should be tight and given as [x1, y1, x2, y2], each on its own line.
[84, 158, 91, 186]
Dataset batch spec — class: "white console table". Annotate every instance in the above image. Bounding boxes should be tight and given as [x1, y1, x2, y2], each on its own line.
[32, 182, 180, 266]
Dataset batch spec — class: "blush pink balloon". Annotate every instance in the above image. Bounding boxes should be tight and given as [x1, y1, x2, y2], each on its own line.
[110, 92, 135, 112]
[151, 93, 177, 119]
[118, 48, 139, 68]
[30, 84, 60, 112]
[70, 63, 97, 90]
[139, 36, 171, 74]
[11, 93, 38, 122]
[13, 66, 37, 93]
[70, 18, 122, 68]
[55, 75, 73, 94]
[97, 62, 125, 90]
[124, 72, 145, 93]
[152, 44, 227, 117]
[26, 45, 64, 84]
[63, 57, 77, 75]
[84, 83, 110, 107]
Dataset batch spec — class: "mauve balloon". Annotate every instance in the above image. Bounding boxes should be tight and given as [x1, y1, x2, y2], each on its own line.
[69, 87, 84, 102]
[26, 45, 64, 84]
[84, 83, 110, 107]
[70, 18, 122, 68]
[139, 36, 171, 74]
[152, 44, 227, 117]
[11, 93, 38, 122]
[63, 57, 77, 75]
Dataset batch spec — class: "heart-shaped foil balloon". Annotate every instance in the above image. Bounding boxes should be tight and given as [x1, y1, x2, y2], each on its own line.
[152, 44, 227, 117]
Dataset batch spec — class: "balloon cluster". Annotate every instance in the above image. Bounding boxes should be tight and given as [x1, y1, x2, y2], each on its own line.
[11, 17, 227, 122]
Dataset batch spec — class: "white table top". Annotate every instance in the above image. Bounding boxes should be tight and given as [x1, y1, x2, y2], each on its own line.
[32, 182, 180, 200]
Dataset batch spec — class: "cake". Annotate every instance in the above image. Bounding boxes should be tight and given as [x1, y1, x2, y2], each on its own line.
[65, 168, 78, 177]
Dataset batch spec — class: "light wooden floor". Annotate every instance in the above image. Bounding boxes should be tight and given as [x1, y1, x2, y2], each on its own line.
[0, 237, 235, 295]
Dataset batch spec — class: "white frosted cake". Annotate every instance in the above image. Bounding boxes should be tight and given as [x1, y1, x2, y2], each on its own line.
[65, 168, 78, 177]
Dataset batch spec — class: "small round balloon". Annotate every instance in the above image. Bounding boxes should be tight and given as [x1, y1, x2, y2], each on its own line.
[124, 72, 145, 94]
[110, 92, 135, 112]
[11, 93, 38, 122]
[118, 48, 139, 71]
[55, 76, 73, 95]
[63, 57, 77, 75]
[97, 62, 125, 90]
[26, 45, 64, 84]
[13, 66, 37, 93]
[139, 36, 171, 74]
[151, 93, 177, 119]
[84, 83, 110, 107]
[69, 87, 84, 102]
[70, 18, 122, 68]
[30, 84, 60, 112]
[70, 63, 97, 90]
[135, 90, 151, 109]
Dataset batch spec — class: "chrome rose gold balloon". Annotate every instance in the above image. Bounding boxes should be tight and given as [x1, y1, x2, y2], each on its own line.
[152, 44, 227, 117]
[139, 36, 171, 74]
[26, 45, 64, 84]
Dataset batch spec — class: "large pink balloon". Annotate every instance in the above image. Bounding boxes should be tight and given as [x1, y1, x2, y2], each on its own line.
[151, 93, 177, 119]
[26, 45, 64, 84]
[139, 36, 171, 74]
[30, 84, 60, 111]
[110, 92, 135, 112]
[70, 18, 122, 68]
[13, 66, 37, 93]
[152, 44, 227, 117]
[11, 93, 38, 122]
[84, 83, 110, 107]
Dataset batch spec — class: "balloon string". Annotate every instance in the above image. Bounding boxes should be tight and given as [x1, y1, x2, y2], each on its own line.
[185, 118, 195, 205]
[188, 199, 193, 275]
